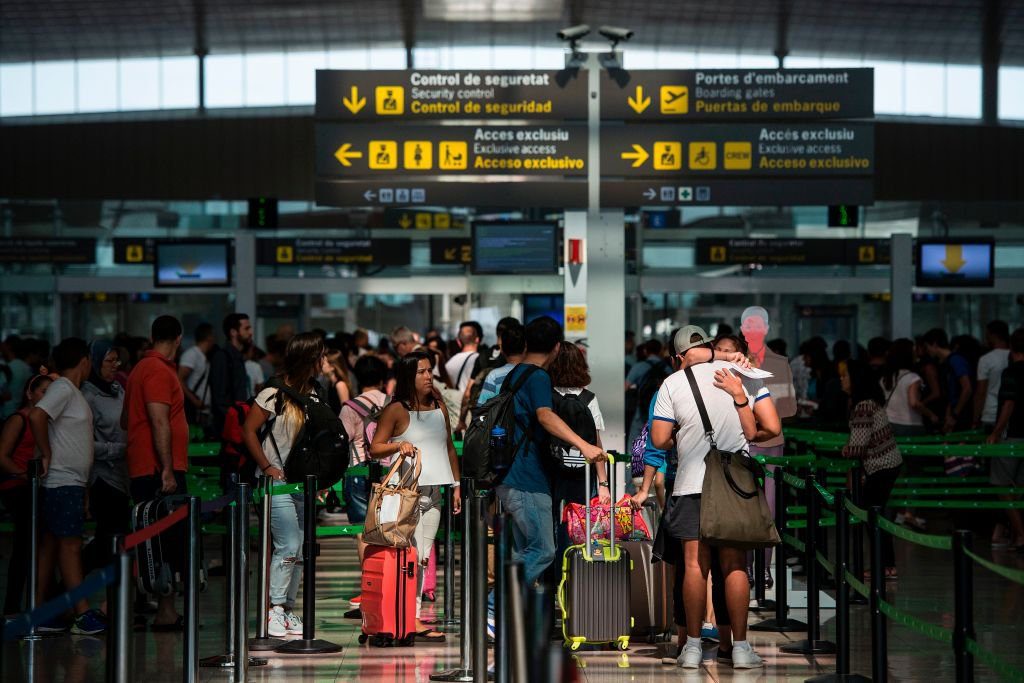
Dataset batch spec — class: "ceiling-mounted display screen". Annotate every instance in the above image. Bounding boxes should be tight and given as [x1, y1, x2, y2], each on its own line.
[915, 240, 994, 288]
[471, 222, 559, 275]
[154, 240, 232, 287]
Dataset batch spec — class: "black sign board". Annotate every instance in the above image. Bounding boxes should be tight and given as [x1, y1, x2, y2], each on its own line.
[316, 123, 587, 178]
[430, 238, 472, 265]
[0, 238, 96, 264]
[315, 179, 589, 209]
[695, 238, 889, 266]
[256, 238, 412, 267]
[602, 68, 874, 120]
[247, 197, 278, 229]
[316, 70, 588, 121]
[828, 204, 860, 227]
[601, 123, 873, 177]
[382, 208, 466, 230]
[602, 178, 874, 207]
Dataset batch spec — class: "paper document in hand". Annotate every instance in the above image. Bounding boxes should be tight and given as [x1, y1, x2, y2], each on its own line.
[730, 363, 774, 379]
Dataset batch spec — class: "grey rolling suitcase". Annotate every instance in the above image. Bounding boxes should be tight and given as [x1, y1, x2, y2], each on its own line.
[558, 454, 633, 651]
[623, 503, 672, 642]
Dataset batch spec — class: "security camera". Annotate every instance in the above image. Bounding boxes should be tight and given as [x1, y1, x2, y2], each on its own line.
[599, 25, 633, 46]
[557, 24, 591, 43]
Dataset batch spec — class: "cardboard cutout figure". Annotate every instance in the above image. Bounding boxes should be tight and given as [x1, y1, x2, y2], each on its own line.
[740, 306, 797, 427]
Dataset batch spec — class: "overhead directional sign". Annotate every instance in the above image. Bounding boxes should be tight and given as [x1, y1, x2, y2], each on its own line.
[0, 238, 96, 264]
[430, 238, 472, 265]
[316, 70, 587, 120]
[316, 124, 587, 177]
[602, 68, 873, 120]
[257, 238, 412, 267]
[601, 123, 873, 176]
[601, 178, 874, 207]
[695, 238, 890, 266]
[316, 180, 589, 209]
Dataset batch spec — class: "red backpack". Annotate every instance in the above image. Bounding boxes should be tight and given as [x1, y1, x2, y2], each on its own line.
[220, 399, 257, 482]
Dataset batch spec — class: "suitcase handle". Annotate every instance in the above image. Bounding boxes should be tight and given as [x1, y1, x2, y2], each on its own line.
[583, 453, 619, 562]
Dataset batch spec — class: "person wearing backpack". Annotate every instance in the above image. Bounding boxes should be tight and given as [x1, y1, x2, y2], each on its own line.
[370, 351, 461, 643]
[626, 340, 671, 448]
[241, 332, 326, 639]
[339, 354, 389, 614]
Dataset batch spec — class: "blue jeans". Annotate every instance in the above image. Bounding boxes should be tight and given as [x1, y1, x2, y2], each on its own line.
[269, 481, 304, 608]
[496, 485, 555, 587]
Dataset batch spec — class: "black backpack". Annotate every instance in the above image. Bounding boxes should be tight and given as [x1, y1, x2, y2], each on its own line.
[265, 378, 350, 489]
[462, 365, 540, 488]
[634, 359, 669, 422]
[549, 390, 596, 477]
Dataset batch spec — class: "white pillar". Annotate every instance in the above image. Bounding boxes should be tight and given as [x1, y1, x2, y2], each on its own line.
[891, 233, 913, 339]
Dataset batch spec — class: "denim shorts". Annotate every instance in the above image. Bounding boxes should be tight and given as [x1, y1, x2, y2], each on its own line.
[343, 472, 370, 524]
[42, 485, 86, 538]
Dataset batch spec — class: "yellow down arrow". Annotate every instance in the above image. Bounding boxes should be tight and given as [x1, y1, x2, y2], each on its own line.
[621, 144, 650, 168]
[343, 85, 366, 114]
[942, 244, 967, 273]
[398, 214, 412, 229]
[627, 85, 651, 113]
[334, 143, 363, 167]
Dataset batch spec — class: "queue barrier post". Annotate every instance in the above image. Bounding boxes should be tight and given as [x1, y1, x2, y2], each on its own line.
[495, 511, 510, 683]
[234, 483, 251, 680]
[276, 474, 342, 654]
[113, 550, 133, 683]
[751, 465, 776, 613]
[869, 506, 888, 683]
[183, 497, 200, 683]
[250, 477, 286, 651]
[752, 466, 806, 632]
[200, 488, 239, 668]
[953, 530, 975, 683]
[22, 458, 43, 641]
[781, 475, 837, 655]
[440, 485, 460, 628]
[431, 477, 476, 683]
[104, 534, 130, 683]
[472, 489, 488, 683]
[850, 467, 868, 605]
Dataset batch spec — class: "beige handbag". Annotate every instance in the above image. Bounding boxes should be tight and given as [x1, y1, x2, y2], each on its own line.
[363, 450, 422, 548]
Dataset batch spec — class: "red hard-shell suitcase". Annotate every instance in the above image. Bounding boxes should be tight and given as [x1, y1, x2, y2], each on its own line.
[359, 545, 418, 647]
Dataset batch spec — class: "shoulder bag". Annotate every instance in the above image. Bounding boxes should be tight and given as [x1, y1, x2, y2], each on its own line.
[363, 449, 423, 548]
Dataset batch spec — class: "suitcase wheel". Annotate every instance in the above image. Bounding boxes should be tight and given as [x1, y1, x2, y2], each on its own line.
[371, 634, 392, 648]
[617, 637, 629, 651]
[358, 634, 368, 645]
[400, 634, 416, 647]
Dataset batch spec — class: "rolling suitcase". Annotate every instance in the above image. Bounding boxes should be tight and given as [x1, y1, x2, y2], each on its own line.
[623, 503, 672, 642]
[558, 454, 632, 651]
[359, 544, 418, 647]
[131, 495, 191, 597]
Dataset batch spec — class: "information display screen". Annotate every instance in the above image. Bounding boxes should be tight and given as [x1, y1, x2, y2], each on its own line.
[154, 240, 231, 287]
[471, 222, 559, 275]
[915, 240, 994, 288]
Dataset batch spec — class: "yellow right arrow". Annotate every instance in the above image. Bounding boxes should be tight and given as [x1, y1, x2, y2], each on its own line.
[343, 85, 366, 114]
[334, 143, 363, 167]
[942, 244, 967, 273]
[621, 144, 650, 168]
[627, 85, 651, 113]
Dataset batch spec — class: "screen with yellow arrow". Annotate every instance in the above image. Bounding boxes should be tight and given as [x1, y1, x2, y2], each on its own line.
[916, 241, 994, 288]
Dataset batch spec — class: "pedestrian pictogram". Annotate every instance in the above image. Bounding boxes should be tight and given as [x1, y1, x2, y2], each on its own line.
[126, 245, 144, 263]
[689, 142, 717, 170]
[627, 86, 651, 114]
[276, 245, 294, 263]
[710, 246, 727, 263]
[660, 86, 688, 114]
[403, 141, 433, 170]
[375, 86, 404, 115]
[439, 141, 468, 170]
[621, 144, 650, 168]
[369, 141, 398, 169]
[653, 142, 682, 170]
[723, 142, 752, 170]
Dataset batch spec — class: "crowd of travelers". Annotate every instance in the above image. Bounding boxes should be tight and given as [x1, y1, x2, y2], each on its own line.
[0, 310, 1021, 671]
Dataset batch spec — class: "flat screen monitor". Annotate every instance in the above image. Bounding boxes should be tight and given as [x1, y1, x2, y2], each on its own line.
[471, 222, 558, 275]
[915, 240, 994, 288]
[523, 294, 565, 326]
[154, 240, 232, 287]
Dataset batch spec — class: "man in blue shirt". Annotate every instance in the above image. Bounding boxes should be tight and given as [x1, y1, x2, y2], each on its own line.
[497, 316, 605, 588]
[923, 328, 975, 433]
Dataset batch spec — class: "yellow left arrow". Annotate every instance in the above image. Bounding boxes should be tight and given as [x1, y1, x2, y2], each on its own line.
[621, 144, 650, 168]
[343, 86, 366, 114]
[334, 143, 363, 167]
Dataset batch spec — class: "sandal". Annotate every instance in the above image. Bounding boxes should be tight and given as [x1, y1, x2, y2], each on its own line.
[415, 629, 446, 643]
[150, 616, 185, 632]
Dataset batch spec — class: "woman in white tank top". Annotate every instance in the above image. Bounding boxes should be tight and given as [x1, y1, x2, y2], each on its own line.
[371, 350, 461, 643]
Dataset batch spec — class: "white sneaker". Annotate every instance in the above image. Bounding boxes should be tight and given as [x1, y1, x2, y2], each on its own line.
[267, 606, 288, 638]
[677, 640, 703, 669]
[284, 611, 303, 635]
[731, 643, 764, 669]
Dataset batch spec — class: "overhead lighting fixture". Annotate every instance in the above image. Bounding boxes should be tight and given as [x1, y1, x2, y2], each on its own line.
[424, 0, 565, 22]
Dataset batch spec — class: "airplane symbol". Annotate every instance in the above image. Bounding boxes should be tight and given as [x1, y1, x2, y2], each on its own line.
[664, 90, 686, 104]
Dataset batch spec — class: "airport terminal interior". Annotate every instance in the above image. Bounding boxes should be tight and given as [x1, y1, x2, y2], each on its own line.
[1, 1, 1024, 681]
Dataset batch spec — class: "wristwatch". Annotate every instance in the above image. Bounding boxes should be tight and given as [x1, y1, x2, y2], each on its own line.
[598, 481, 610, 488]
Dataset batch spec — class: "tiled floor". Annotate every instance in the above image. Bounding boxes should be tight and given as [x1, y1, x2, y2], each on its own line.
[3, 523, 1023, 682]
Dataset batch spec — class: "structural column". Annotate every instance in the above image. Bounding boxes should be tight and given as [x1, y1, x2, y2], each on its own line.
[890, 233, 913, 340]
[235, 231, 257, 317]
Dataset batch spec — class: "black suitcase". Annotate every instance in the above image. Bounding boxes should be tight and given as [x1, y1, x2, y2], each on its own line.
[131, 495, 193, 597]
[558, 455, 632, 651]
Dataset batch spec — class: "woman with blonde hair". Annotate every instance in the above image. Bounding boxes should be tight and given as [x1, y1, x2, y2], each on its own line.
[322, 348, 354, 410]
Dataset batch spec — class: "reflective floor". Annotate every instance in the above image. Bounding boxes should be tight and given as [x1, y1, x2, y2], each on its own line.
[2, 519, 1023, 682]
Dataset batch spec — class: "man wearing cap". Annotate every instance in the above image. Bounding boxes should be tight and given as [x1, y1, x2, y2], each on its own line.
[638, 326, 780, 670]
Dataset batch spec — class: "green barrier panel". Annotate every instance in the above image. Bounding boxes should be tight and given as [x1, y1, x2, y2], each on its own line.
[787, 505, 808, 515]
[347, 465, 370, 478]
[813, 481, 835, 506]
[454, 440, 463, 457]
[316, 525, 364, 537]
[786, 516, 837, 530]
[755, 454, 817, 468]
[966, 638, 1024, 682]
[963, 547, 1024, 586]
[896, 476, 991, 486]
[845, 570, 869, 599]
[892, 487, 1022, 497]
[876, 516, 953, 550]
[781, 532, 805, 553]
[187, 443, 219, 457]
[782, 471, 807, 490]
[901, 443, 1023, 458]
[189, 465, 220, 478]
[252, 482, 305, 502]
[889, 499, 1024, 510]
[844, 498, 869, 523]
[816, 549, 835, 578]
[878, 598, 952, 645]
[896, 430, 985, 444]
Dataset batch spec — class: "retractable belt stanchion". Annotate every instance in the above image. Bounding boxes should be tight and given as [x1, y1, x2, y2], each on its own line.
[440, 485, 460, 628]
[113, 548, 133, 683]
[472, 489, 488, 683]
[868, 506, 888, 683]
[432, 477, 476, 683]
[201, 489, 238, 668]
[850, 467, 868, 605]
[494, 512, 511, 683]
[183, 497, 200, 683]
[782, 475, 837, 655]
[250, 477, 286, 651]
[953, 530, 975, 683]
[234, 483, 253, 680]
[106, 534, 129, 683]
[276, 474, 342, 654]
[752, 466, 806, 632]
[22, 458, 43, 641]
[807, 490, 870, 683]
